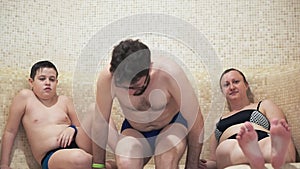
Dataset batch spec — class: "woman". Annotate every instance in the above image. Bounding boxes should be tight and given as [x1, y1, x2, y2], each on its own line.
[200, 68, 296, 169]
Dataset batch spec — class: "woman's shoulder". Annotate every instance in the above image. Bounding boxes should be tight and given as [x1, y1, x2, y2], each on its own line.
[257, 99, 283, 117]
[259, 99, 277, 108]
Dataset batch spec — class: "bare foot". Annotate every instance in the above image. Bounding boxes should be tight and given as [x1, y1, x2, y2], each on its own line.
[237, 122, 265, 169]
[270, 119, 291, 169]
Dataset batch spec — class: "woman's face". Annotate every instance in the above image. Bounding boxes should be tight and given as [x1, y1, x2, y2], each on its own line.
[220, 70, 248, 101]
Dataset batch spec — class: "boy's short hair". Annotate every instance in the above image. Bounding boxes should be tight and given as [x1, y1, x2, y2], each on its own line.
[30, 60, 58, 79]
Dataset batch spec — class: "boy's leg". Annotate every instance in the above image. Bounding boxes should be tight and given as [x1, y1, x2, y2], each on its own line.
[47, 149, 92, 169]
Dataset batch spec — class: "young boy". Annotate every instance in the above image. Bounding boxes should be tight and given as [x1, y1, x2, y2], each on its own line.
[0, 60, 116, 169]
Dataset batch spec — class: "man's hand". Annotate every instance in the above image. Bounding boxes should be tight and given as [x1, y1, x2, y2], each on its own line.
[198, 159, 207, 169]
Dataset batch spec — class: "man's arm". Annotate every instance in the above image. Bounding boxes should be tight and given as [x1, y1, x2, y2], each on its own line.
[92, 69, 114, 167]
[166, 62, 204, 169]
[0, 90, 28, 168]
[185, 107, 204, 169]
[201, 121, 219, 169]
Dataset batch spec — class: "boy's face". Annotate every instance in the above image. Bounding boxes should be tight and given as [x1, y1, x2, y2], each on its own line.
[29, 67, 58, 100]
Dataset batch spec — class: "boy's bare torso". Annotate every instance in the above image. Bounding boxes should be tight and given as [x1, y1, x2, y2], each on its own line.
[21, 89, 72, 163]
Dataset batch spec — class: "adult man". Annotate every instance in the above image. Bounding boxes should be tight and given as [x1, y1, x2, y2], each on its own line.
[92, 39, 204, 169]
[0, 61, 116, 169]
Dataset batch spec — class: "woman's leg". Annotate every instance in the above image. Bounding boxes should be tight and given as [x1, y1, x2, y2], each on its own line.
[216, 140, 248, 169]
[269, 119, 296, 169]
[236, 122, 265, 169]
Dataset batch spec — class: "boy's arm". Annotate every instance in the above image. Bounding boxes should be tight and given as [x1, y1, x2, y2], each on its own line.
[65, 96, 80, 127]
[57, 96, 80, 148]
[1, 90, 27, 168]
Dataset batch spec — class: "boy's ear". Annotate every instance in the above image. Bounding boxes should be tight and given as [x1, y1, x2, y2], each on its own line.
[28, 78, 34, 88]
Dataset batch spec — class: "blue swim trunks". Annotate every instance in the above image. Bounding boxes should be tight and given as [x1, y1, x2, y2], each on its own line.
[41, 141, 78, 169]
[121, 112, 188, 152]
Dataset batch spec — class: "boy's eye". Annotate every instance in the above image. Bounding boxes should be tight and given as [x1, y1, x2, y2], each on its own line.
[37, 76, 56, 82]
[49, 77, 56, 82]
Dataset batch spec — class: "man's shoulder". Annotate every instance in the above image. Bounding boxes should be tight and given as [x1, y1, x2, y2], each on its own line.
[97, 67, 113, 83]
[154, 56, 184, 73]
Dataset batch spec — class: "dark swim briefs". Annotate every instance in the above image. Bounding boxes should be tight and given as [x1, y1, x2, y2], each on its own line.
[41, 141, 79, 169]
[121, 112, 188, 152]
[228, 130, 270, 141]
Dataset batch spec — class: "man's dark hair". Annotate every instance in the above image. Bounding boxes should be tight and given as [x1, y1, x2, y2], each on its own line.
[30, 60, 58, 79]
[110, 39, 151, 85]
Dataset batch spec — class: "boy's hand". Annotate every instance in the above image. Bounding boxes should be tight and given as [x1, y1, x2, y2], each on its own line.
[57, 126, 76, 148]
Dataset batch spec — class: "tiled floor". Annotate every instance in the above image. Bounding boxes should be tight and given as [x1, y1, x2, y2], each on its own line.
[144, 163, 300, 169]
[225, 163, 300, 169]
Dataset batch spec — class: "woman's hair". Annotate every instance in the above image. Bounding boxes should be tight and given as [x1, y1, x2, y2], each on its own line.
[219, 68, 255, 110]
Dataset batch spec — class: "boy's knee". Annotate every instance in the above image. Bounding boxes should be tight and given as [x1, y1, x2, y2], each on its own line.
[70, 150, 92, 168]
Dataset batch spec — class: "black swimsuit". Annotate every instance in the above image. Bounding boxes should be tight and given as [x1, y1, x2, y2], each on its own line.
[215, 101, 270, 142]
[41, 141, 79, 169]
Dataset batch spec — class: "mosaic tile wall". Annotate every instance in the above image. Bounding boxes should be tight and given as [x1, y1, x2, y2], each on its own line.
[0, 1, 299, 168]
